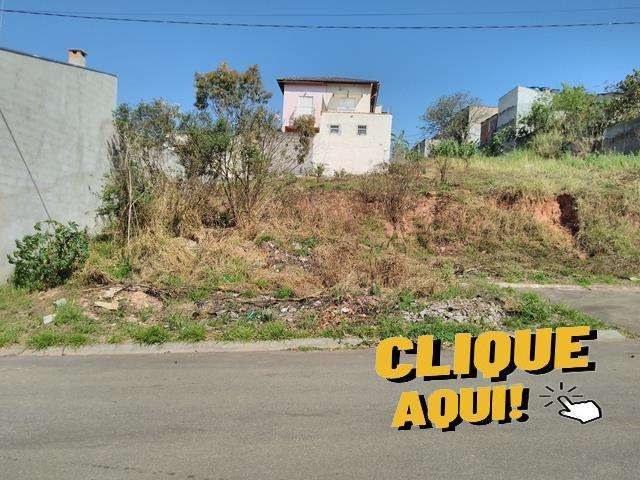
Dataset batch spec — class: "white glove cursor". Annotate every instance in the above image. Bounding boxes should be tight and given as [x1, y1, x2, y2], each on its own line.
[557, 395, 602, 424]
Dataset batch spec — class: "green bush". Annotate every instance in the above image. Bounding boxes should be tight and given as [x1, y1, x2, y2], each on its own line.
[428, 138, 476, 158]
[7, 221, 88, 291]
[530, 131, 564, 159]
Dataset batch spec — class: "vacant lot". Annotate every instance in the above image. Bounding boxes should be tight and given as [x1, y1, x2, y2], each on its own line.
[2, 151, 638, 349]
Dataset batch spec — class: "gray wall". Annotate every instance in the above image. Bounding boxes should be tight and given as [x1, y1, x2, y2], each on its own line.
[0, 48, 117, 281]
[497, 86, 550, 131]
[603, 117, 640, 154]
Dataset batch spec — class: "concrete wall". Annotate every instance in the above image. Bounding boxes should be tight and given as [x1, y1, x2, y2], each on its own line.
[603, 117, 640, 154]
[311, 111, 392, 174]
[480, 113, 498, 146]
[497, 86, 550, 131]
[0, 48, 117, 280]
[465, 106, 498, 144]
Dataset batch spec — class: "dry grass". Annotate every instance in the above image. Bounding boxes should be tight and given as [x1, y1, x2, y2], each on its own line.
[75, 150, 640, 300]
[4, 150, 636, 348]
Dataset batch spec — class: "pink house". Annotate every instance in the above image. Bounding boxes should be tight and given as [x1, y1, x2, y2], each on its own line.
[277, 77, 392, 174]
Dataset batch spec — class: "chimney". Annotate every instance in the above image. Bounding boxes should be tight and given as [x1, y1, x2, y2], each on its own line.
[67, 49, 87, 68]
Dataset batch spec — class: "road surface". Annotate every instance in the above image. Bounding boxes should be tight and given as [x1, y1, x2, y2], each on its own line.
[507, 284, 640, 335]
[1, 338, 639, 479]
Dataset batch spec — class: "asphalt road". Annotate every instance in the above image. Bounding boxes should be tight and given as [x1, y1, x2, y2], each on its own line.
[513, 285, 640, 335]
[1, 339, 639, 479]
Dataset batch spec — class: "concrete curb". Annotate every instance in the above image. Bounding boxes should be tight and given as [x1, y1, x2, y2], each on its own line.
[0, 337, 365, 358]
[495, 282, 640, 292]
[0, 330, 629, 358]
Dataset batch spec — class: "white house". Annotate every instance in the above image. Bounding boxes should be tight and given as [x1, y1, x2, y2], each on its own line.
[277, 77, 392, 174]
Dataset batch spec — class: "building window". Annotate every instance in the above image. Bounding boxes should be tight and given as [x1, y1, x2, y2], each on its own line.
[357, 125, 367, 136]
[329, 124, 340, 135]
[296, 95, 314, 116]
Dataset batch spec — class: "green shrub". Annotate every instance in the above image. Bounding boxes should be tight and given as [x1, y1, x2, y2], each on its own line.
[530, 131, 564, 159]
[429, 138, 476, 158]
[8, 221, 89, 291]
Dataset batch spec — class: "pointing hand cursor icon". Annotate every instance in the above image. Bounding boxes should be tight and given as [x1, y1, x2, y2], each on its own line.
[557, 395, 602, 424]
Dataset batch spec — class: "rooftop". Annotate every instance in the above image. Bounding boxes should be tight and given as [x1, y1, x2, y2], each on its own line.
[277, 76, 379, 93]
[0, 46, 116, 78]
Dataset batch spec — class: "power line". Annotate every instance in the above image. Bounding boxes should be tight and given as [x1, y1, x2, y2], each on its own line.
[17, 6, 640, 18]
[1, 8, 640, 30]
[0, 106, 52, 221]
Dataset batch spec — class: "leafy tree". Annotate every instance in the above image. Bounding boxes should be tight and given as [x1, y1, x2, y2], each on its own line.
[194, 63, 306, 224]
[428, 138, 476, 183]
[420, 92, 481, 143]
[518, 96, 555, 139]
[194, 63, 272, 130]
[552, 84, 610, 152]
[520, 85, 613, 156]
[113, 100, 181, 159]
[101, 100, 180, 240]
[610, 69, 640, 123]
[175, 111, 230, 179]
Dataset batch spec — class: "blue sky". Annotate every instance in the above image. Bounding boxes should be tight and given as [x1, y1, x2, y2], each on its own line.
[1, 0, 639, 143]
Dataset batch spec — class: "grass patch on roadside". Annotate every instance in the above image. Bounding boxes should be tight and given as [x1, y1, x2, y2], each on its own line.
[257, 320, 294, 340]
[177, 323, 207, 342]
[0, 326, 20, 347]
[26, 330, 65, 350]
[0, 285, 33, 312]
[131, 325, 171, 345]
[504, 292, 605, 330]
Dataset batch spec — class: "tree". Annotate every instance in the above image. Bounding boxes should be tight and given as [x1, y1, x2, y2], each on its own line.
[610, 69, 640, 123]
[519, 84, 614, 156]
[113, 100, 180, 160]
[554, 85, 610, 155]
[420, 92, 481, 143]
[194, 63, 272, 130]
[219, 109, 298, 223]
[102, 100, 181, 243]
[175, 111, 230, 179]
[193, 63, 305, 224]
